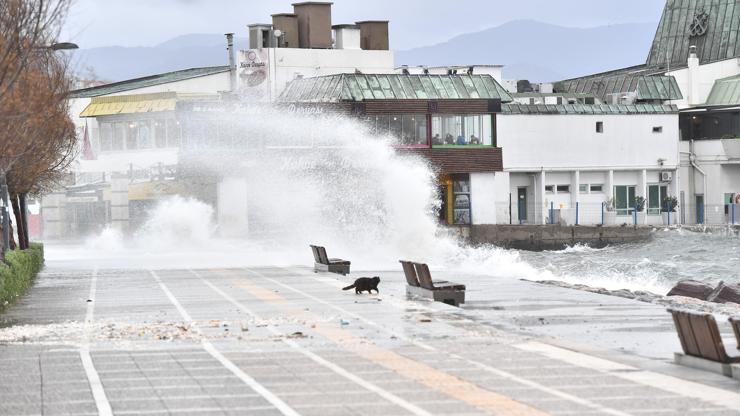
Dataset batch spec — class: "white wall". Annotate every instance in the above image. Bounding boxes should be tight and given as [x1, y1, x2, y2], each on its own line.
[668, 58, 740, 108]
[238, 47, 394, 101]
[498, 114, 679, 171]
[470, 172, 510, 225]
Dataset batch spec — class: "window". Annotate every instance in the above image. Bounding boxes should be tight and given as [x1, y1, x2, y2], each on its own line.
[596, 121, 604, 133]
[545, 185, 554, 193]
[452, 176, 471, 225]
[653, 126, 663, 133]
[100, 123, 113, 151]
[155, 120, 167, 148]
[614, 185, 636, 216]
[369, 114, 428, 146]
[136, 121, 152, 149]
[166, 119, 181, 147]
[112, 123, 125, 150]
[556, 185, 570, 193]
[126, 122, 137, 150]
[648, 185, 668, 215]
[431, 114, 492, 146]
[590, 184, 603, 193]
[579, 184, 588, 193]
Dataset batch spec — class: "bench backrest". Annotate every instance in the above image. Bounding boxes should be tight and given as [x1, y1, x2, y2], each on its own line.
[669, 309, 731, 363]
[310, 245, 321, 263]
[730, 316, 740, 351]
[413, 263, 436, 291]
[399, 260, 420, 287]
[310, 245, 329, 264]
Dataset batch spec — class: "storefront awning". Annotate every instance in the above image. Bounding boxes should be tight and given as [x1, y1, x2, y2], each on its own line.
[80, 92, 178, 117]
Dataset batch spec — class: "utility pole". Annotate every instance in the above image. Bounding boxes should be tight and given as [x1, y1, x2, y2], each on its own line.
[0, 170, 9, 256]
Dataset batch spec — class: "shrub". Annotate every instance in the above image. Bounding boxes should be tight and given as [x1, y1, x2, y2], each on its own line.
[633, 196, 646, 212]
[0, 243, 44, 309]
[662, 196, 679, 212]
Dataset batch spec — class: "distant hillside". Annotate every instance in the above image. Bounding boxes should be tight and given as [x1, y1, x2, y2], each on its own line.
[74, 34, 247, 82]
[72, 20, 657, 83]
[396, 20, 657, 82]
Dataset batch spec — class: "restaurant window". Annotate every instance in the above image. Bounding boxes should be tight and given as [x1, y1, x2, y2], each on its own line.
[614, 185, 636, 216]
[431, 114, 492, 146]
[154, 120, 167, 148]
[452, 175, 471, 225]
[648, 184, 668, 215]
[369, 114, 428, 146]
[167, 119, 181, 147]
[125, 122, 138, 150]
[112, 122, 125, 150]
[100, 123, 113, 151]
[135, 120, 152, 149]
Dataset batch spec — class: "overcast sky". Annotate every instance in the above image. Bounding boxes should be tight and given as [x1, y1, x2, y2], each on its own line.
[62, 0, 666, 50]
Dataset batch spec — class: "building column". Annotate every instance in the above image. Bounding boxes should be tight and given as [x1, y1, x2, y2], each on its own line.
[539, 170, 547, 225]
[606, 170, 614, 202]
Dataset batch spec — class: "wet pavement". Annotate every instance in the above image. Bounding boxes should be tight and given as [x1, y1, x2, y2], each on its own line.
[1, 261, 739, 415]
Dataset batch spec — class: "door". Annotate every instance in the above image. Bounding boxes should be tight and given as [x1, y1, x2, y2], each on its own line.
[696, 195, 704, 224]
[438, 185, 448, 224]
[517, 187, 528, 224]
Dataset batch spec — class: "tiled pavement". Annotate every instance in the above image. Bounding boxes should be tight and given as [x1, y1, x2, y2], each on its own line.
[1, 264, 739, 415]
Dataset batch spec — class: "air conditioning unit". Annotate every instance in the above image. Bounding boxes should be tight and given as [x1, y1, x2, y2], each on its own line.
[660, 172, 673, 182]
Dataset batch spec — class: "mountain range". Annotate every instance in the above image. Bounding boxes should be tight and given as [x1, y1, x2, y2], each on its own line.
[73, 20, 657, 83]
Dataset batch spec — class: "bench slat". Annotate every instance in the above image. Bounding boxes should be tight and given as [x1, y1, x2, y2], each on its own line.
[730, 317, 740, 351]
[689, 313, 725, 362]
[399, 260, 420, 287]
[674, 311, 701, 357]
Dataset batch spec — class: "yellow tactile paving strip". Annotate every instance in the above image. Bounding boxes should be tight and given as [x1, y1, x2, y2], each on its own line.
[225, 270, 550, 416]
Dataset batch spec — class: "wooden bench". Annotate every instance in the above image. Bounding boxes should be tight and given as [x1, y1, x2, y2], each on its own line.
[399, 260, 465, 307]
[730, 316, 740, 350]
[310, 245, 350, 276]
[668, 308, 740, 377]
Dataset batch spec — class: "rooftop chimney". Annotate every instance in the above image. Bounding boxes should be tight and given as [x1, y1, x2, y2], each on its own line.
[332, 24, 360, 50]
[248, 23, 273, 49]
[292, 2, 333, 49]
[356, 20, 389, 50]
[225, 33, 236, 92]
[687, 45, 700, 106]
[271, 13, 299, 48]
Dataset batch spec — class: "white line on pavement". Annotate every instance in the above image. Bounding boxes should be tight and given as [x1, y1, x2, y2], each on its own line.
[80, 267, 113, 416]
[517, 342, 740, 412]
[191, 269, 433, 416]
[252, 267, 637, 416]
[149, 270, 301, 416]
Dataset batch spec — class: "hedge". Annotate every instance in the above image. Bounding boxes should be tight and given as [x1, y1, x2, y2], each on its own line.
[0, 243, 44, 309]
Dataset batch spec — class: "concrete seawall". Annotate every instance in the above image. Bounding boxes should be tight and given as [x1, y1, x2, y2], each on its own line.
[469, 224, 653, 251]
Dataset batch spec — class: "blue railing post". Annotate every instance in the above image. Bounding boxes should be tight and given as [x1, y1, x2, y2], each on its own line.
[601, 202, 605, 226]
[576, 202, 579, 226]
[667, 210, 671, 226]
[633, 205, 637, 226]
[550, 201, 554, 225]
[732, 204, 736, 225]
[699, 204, 704, 224]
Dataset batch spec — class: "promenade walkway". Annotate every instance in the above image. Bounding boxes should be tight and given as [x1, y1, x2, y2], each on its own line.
[1, 259, 739, 415]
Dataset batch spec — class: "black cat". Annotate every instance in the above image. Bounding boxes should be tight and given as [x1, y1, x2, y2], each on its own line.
[342, 276, 380, 294]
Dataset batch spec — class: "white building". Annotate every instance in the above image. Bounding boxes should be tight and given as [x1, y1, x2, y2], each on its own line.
[47, 1, 396, 239]
[497, 103, 679, 226]
[560, 0, 740, 225]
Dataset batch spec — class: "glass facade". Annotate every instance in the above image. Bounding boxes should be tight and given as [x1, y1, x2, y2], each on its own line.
[99, 119, 181, 152]
[431, 115, 492, 146]
[364, 114, 428, 146]
[452, 176, 471, 225]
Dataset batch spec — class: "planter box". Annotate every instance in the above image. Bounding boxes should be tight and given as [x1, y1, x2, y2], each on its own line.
[603, 211, 617, 225]
[635, 211, 646, 225]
